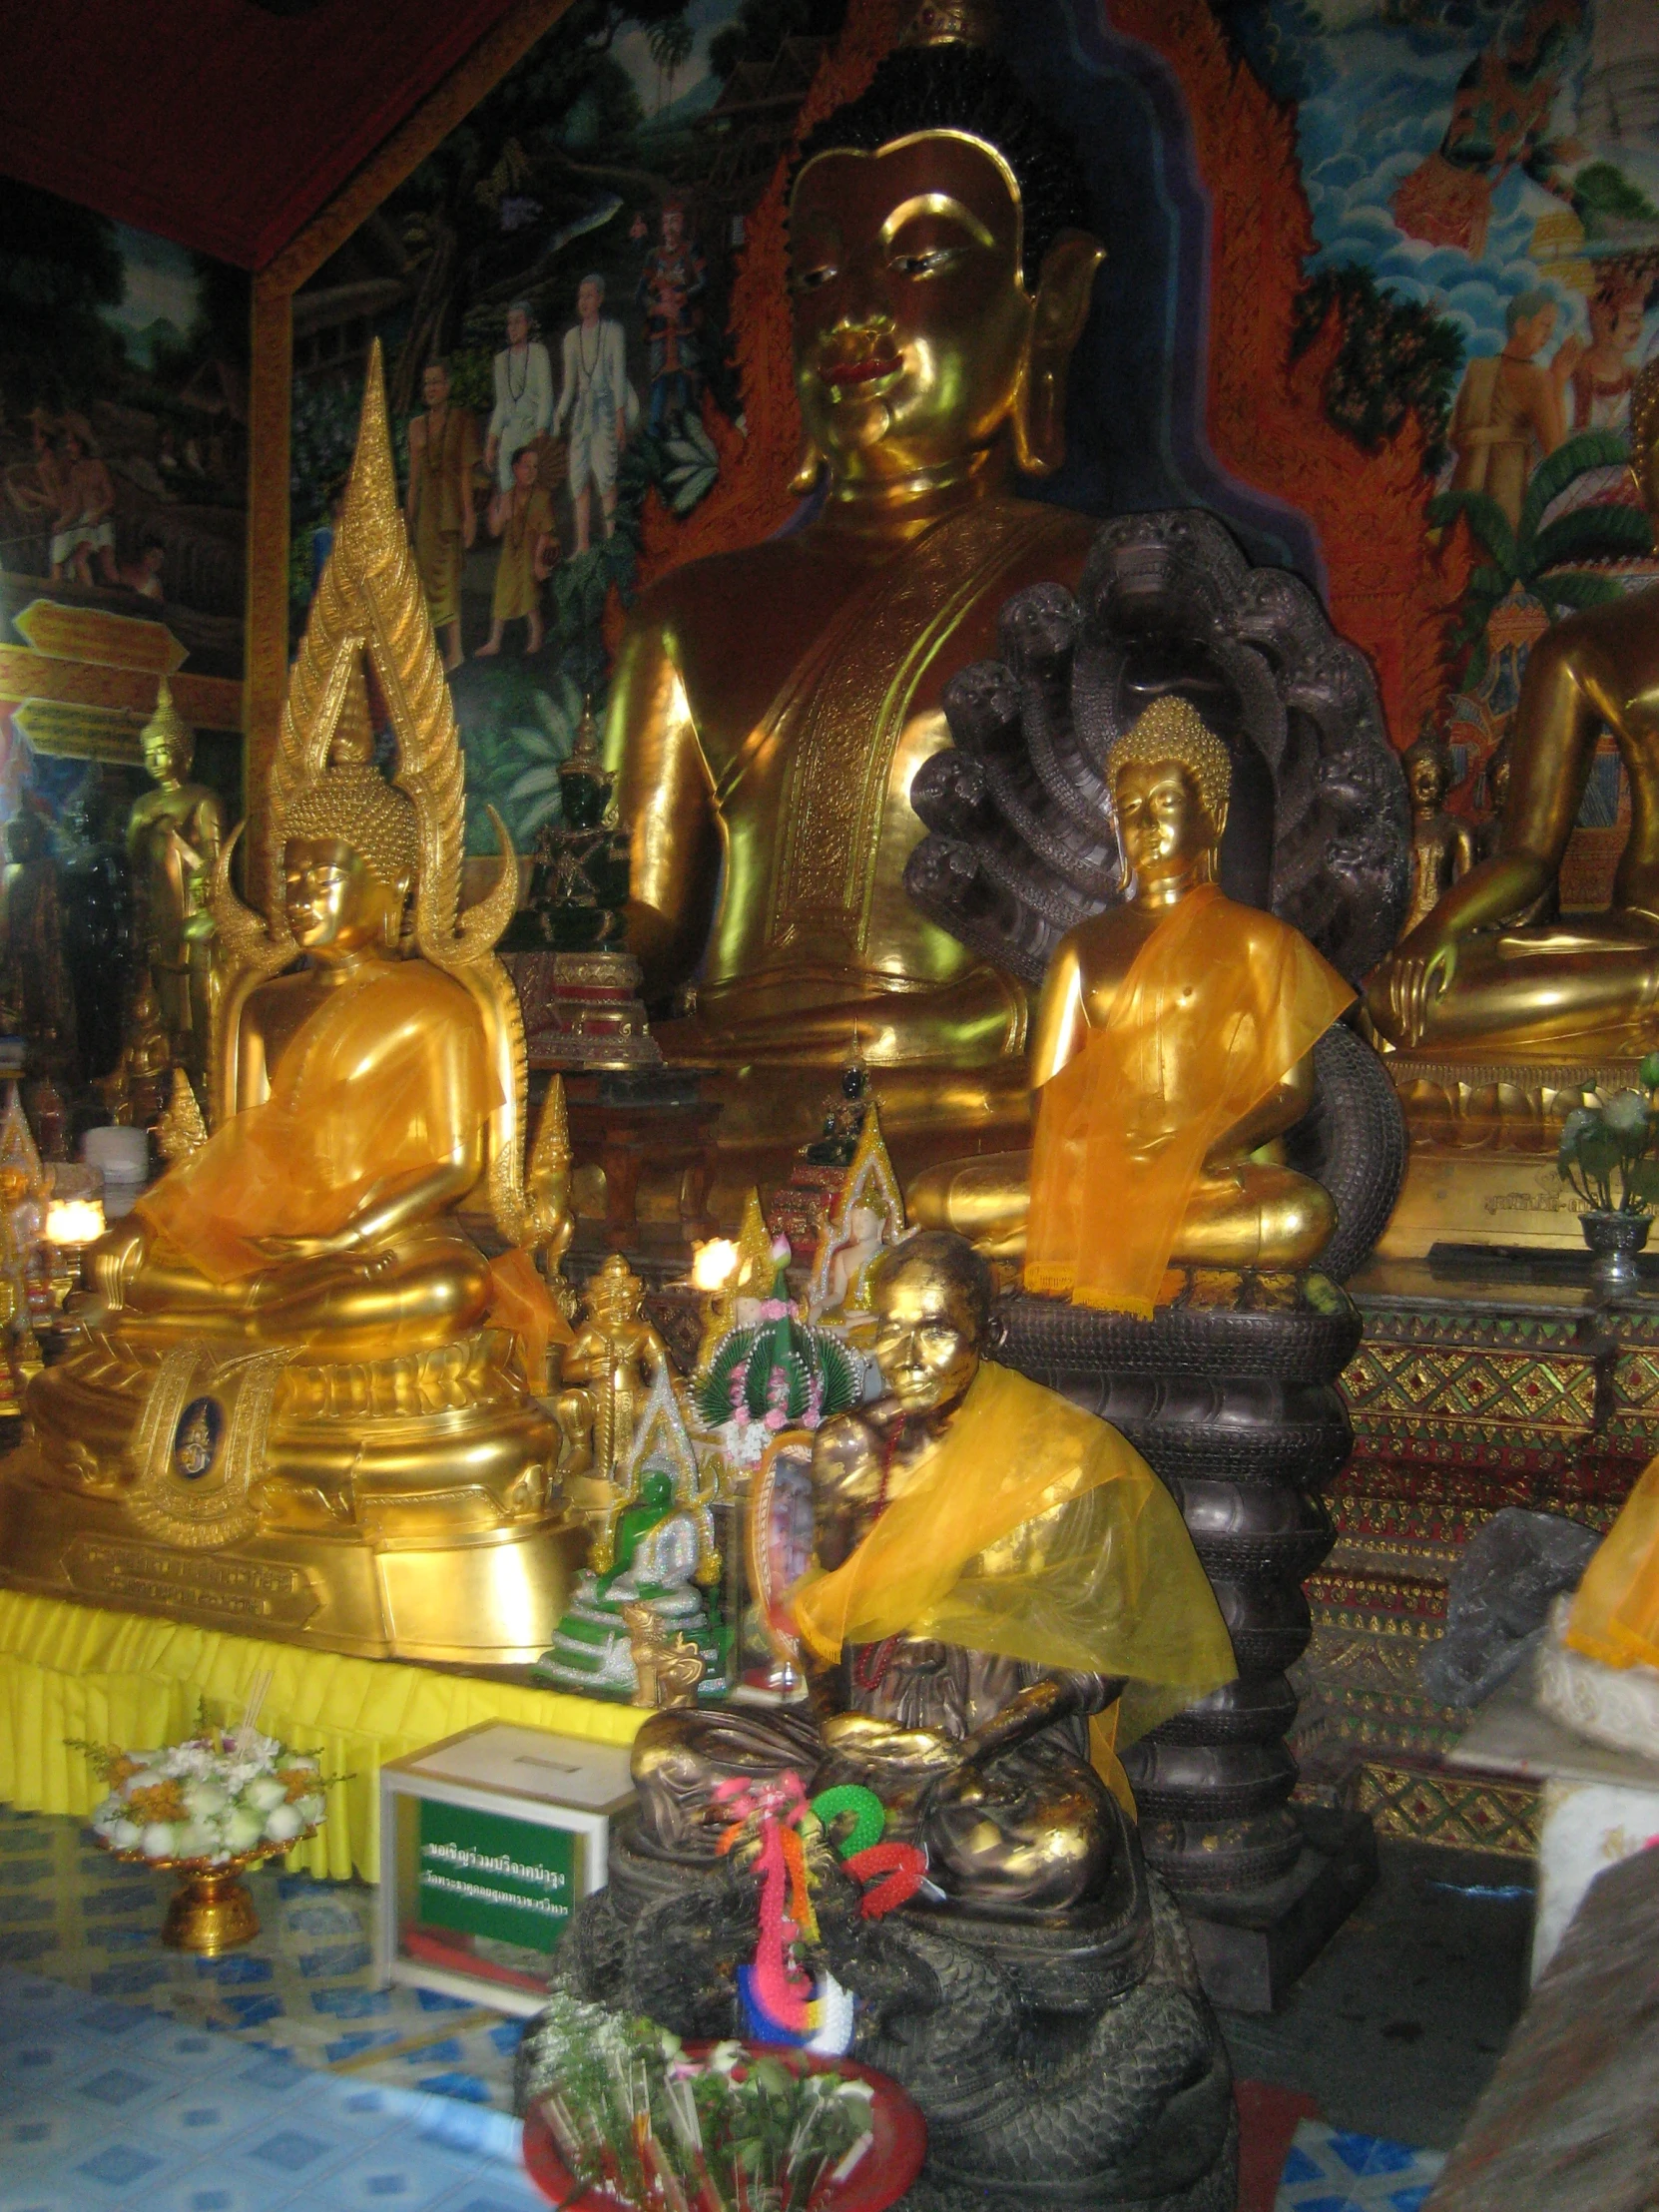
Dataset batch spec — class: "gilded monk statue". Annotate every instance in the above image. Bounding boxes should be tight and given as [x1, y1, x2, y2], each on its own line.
[911, 698, 1354, 1309]
[630, 1230, 1232, 1909]
[606, 8, 1103, 1162]
[1367, 359, 1659, 1059]
[0, 354, 583, 1663]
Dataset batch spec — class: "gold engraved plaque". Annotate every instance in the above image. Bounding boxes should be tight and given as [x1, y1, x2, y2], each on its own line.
[125, 1345, 295, 1549]
[64, 1535, 319, 1628]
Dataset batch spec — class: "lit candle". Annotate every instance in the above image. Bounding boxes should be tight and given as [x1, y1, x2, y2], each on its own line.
[46, 1198, 106, 1248]
[691, 1239, 739, 1293]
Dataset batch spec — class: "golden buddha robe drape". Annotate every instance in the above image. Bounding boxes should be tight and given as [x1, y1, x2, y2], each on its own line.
[139, 962, 496, 1285]
[1566, 1453, 1659, 1671]
[1023, 883, 1354, 1319]
[789, 1360, 1235, 1743]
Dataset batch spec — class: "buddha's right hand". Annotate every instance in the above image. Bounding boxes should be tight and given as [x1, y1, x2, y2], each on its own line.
[1366, 935, 1457, 1048]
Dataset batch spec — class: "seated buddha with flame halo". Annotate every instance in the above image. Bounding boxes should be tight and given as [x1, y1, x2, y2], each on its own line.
[0, 358, 581, 1665]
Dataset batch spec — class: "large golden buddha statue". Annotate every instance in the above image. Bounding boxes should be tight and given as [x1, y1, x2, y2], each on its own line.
[911, 698, 1355, 1304]
[1367, 361, 1659, 1060]
[0, 356, 583, 1663]
[607, 10, 1103, 1168]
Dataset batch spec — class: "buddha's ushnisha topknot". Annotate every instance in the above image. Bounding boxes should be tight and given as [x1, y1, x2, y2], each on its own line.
[1104, 696, 1232, 828]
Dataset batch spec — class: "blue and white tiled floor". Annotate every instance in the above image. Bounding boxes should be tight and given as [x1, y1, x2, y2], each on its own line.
[0, 1807, 520, 2109]
[0, 1968, 545, 2212]
[1274, 2120, 1446, 2212]
[0, 1807, 1456, 2210]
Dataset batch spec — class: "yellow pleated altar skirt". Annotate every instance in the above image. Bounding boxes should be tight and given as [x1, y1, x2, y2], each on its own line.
[0, 1591, 643, 1882]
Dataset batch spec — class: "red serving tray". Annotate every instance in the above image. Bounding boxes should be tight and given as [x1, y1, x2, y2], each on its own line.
[522, 2045, 926, 2212]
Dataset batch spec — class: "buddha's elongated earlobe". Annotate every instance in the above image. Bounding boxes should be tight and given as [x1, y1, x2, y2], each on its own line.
[1011, 231, 1105, 476]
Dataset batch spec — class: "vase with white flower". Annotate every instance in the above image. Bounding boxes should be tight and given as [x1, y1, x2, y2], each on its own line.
[74, 1699, 331, 1954]
[1558, 1056, 1659, 1292]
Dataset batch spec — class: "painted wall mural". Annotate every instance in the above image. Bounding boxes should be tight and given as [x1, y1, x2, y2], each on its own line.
[0, 178, 248, 831]
[281, 0, 1659, 904]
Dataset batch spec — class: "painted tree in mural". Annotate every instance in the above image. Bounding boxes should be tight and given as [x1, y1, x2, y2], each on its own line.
[1431, 430, 1656, 684]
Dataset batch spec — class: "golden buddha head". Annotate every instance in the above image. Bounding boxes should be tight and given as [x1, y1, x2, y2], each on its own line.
[141, 679, 195, 788]
[281, 682, 418, 957]
[789, 33, 1102, 485]
[1106, 697, 1232, 894]
[1630, 359, 1659, 517]
[869, 1229, 992, 1416]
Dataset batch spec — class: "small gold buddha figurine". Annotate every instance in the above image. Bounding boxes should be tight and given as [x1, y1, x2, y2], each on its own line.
[0, 352, 584, 1663]
[552, 1254, 671, 1516]
[607, 11, 1104, 1171]
[910, 699, 1355, 1313]
[631, 1232, 1233, 1909]
[97, 971, 172, 1130]
[126, 678, 224, 1083]
[1368, 360, 1659, 1058]
[1399, 723, 1476, 941]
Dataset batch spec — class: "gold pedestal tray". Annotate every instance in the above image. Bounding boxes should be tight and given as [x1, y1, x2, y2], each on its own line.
[104, 1831, 316, 1956]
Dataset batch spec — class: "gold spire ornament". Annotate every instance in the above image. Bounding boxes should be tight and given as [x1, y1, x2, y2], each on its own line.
[0, 349, 585, 1664]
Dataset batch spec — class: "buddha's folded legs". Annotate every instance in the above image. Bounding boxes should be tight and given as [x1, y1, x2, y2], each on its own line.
[86, 1221, 492, 1357]
[1405, 926, 1659, 1053]
[909, 1151, 1335, 1271]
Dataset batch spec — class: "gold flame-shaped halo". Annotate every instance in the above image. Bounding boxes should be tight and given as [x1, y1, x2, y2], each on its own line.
[210, 344, 563, 1251]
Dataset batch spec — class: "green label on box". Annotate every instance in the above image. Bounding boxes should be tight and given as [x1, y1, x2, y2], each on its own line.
[416, 1799, 578, 1953]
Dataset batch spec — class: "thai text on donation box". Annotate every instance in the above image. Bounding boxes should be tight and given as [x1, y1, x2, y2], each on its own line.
[378, 1722, 635, 2016]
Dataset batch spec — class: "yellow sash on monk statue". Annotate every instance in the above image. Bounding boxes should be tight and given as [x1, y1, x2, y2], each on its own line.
[1024, 884, 1354, 1318]
[790, 1360, 1235, 1743]
[1567, 1454, 1659, 1673]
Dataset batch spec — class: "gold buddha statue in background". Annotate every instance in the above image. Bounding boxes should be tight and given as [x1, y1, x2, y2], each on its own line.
[127, 678, 224, 1084]
[607, 8, 1102, 1175]
[911, 700, 1354, 1310]
[1368, 361, 1659, 1060]
[0, 353, 584, 1663]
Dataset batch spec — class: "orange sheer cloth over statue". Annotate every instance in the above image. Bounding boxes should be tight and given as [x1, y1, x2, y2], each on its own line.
[1566, 1456, 1659, 1672]
[789, 1360, 1236, 1758]
[137, 961, 566, 1366]
[1023, 883, 1354, 1318]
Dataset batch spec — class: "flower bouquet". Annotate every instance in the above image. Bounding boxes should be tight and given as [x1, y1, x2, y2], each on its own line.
[522, 1994, 924, 2212]
[1558, 1059, 1659, 1290]
[77, 1707, 327, 1954]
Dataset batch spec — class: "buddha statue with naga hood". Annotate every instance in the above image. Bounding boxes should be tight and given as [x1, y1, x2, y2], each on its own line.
[606, 0, 1104, 1177]
[0, 355, 584, 1663]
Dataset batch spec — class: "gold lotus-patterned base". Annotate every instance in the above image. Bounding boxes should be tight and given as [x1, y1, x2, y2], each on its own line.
[1378, 1051, 1643, 1257]
[0, 1326, 585, 1661]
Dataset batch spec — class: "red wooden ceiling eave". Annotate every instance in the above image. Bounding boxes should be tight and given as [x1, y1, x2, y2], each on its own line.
[0, 0, 529, 273]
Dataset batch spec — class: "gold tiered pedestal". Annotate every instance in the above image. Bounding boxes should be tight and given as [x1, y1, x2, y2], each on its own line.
[1376, 1048, 1636, 1257]
[1, 1326, 583, 1660]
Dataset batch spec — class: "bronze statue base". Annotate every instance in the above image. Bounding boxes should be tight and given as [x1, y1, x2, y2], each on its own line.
[0, 1325, 585, 1662]
[518, 1811, 1238, 2212]
[997, 1285, 1377, 2007]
